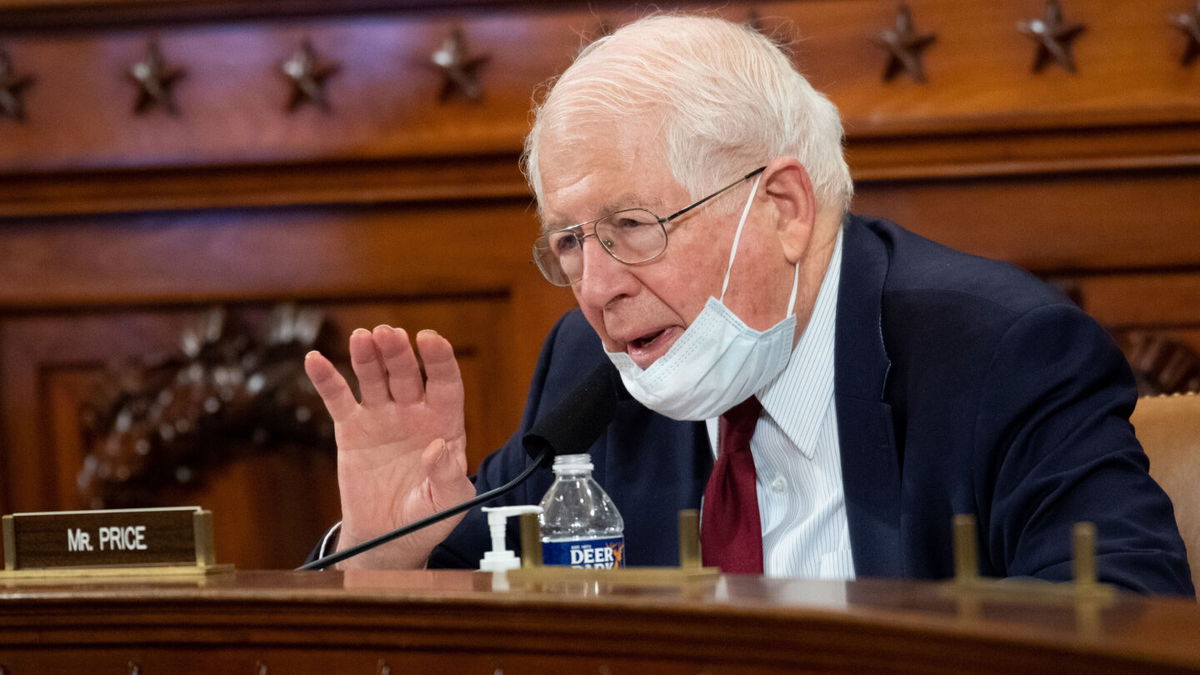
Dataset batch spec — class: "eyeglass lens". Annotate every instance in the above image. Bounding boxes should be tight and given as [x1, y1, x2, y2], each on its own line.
[539, 209, 667, 285]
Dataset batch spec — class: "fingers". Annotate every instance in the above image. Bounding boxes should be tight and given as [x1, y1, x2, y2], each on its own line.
[373, 325, 423, 405]
[343, 325, 461, 412]
[304, 351, 358, 420]
[349, 328, 392, 406]
[416, 329, 465, 412]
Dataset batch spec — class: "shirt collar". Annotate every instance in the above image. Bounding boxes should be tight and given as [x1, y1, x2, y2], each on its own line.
[755, 226, 843, 459]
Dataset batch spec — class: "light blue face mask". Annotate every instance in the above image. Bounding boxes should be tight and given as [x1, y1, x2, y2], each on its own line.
[605, 174, 799, 421]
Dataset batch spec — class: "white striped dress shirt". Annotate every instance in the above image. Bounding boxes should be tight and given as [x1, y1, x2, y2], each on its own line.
[705, 228, 854, 579]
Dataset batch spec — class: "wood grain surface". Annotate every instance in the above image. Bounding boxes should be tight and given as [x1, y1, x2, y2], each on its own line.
[0, 571, 1198, 673]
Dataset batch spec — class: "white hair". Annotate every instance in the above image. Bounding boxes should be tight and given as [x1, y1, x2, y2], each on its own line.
[522, 14, 854, 218]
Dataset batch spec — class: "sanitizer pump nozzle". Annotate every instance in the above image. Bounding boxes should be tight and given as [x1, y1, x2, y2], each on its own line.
[479, 505, 543, 572]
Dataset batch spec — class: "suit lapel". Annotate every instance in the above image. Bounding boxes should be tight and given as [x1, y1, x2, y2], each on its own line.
[834, 216, 903, 578]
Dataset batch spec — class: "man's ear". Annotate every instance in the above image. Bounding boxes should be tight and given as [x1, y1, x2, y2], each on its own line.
[762, 159, 816, 263]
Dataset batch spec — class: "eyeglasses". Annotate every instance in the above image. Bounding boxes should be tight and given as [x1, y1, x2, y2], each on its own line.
[532, 166, 767, 286]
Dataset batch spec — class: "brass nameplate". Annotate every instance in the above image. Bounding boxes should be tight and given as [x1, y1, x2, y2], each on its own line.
[2, 506, 228, 578]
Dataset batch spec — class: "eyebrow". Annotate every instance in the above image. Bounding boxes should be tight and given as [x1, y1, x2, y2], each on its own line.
[540, 191, 666, 233]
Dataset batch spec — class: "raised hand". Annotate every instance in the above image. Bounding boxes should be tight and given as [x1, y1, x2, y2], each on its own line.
[304, 325, 476, 569]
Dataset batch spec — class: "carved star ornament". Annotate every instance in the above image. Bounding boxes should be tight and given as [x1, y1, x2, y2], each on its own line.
[0, 47, 34, 122]
[127, 39, 186, 115]
[430, 28, 489, 101]
[1171, 0, 1200, 66]
[281, 40, 340, 113]
[1018, 0, 1087, 74]
[873, 3, 937, 83]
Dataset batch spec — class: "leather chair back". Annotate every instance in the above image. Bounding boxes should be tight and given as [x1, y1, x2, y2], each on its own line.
[1132, 393, 1200, 595]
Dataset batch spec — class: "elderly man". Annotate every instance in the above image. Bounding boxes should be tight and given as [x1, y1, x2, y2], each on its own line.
[304, 15, 1193, 594]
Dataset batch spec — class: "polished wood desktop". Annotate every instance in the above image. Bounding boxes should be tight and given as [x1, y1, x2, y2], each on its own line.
[1, 570, 1198, 673]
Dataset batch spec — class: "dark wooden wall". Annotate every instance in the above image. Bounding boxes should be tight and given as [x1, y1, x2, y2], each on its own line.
[1, 0, 1198, 569]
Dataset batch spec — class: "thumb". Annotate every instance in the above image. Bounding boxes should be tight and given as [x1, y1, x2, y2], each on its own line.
[422, 439, 472, 507]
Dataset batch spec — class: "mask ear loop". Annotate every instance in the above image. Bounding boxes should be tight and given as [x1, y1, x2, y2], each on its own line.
[719, 174, 763, 302]
[784, 258, 799, 319]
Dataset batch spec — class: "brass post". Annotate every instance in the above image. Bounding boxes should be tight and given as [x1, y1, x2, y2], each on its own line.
[953, 514, 979, 585]
[678, 509, 702, 569]
[2, 515, 15, 571]
[519, 512, 542, 569]
[1072, 521, 1098, 589]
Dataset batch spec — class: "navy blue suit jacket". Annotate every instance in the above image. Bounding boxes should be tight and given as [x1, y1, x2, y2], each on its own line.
[430, 214, 1194, 596]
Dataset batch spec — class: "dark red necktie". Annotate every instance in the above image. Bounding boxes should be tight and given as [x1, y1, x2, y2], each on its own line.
[701, 396, 764, 574]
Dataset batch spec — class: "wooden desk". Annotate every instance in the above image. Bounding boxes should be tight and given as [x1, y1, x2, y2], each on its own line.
[1, 571, 1198, 673]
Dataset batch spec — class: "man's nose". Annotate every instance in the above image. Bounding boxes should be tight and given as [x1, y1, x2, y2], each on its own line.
[574, 234, 636, 304]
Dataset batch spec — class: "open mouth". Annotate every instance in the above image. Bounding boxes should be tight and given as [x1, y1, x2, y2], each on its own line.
[630, 329, 667, 350]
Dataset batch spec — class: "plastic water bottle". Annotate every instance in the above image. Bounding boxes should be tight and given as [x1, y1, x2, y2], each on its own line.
[539, 453, 625, 569]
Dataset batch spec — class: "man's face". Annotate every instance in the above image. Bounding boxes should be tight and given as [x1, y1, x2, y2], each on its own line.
[536, 121, 796, 369]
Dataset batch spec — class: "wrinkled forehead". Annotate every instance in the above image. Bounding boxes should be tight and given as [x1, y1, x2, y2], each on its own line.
[533, 118, 677, 232]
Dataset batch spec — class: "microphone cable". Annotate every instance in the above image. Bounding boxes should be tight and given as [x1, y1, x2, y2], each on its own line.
[296, 447, 547, 571]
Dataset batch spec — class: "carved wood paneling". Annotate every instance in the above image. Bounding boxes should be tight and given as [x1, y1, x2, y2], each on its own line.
[1070, 273, 1200, 395]
[0, 297, 537, 568]
[1118, 330, 1200, 394]
[75, 306, 336, 510]
[853, 169, 1200, 273]
[0, 156, 526, 218]
[1077, 273, 1200, 327]
[0, 2, 1196, 180]
[0, 0, 1198, 567]
[0, 203, 541, 307]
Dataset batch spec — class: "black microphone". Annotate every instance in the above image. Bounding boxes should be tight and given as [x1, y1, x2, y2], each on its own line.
[522, 360, 620, 466]
[297, 361, 620, 571]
